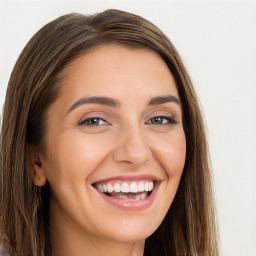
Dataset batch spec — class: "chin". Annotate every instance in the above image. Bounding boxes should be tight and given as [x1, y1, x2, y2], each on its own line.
[97, 215, 161, 243]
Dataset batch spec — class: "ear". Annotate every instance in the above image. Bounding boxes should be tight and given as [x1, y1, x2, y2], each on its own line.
[28, 145, 47, 187]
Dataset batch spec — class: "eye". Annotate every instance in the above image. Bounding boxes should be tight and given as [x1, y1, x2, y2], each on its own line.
[79, 117, 109, 126]
[147, 116, 177, 125]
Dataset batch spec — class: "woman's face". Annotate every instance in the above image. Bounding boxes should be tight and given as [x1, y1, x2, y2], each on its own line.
[37, 45, 186, 244]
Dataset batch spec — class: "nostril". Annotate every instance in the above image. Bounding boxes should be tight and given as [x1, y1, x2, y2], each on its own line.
[112, 137, 152, 165]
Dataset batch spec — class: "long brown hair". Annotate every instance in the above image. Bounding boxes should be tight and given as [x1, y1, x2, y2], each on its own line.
[0, 9, 219, 256]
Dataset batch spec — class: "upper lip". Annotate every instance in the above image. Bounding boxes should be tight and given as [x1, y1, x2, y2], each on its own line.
[92, 174, 162, 184]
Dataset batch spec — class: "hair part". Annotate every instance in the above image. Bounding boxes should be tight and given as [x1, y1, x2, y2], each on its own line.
[0, 9, 219, 255]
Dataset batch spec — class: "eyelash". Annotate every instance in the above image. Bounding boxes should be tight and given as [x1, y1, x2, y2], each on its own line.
[79, 115, 177, 126]
[146, 116, 178, 125]
[79, 116, 109, 126]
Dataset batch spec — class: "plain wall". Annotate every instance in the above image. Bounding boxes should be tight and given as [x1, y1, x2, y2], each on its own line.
[0, 0, 256, 255]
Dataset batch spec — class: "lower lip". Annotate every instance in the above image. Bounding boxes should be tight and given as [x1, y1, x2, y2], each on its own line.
[94, 182, 159, 211]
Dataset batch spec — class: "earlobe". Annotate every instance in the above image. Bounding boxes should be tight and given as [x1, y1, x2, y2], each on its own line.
[33, 170, 47, 187]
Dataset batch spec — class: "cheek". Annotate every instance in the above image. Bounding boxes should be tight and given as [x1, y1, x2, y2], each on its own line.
[153, 131, 186, 178]
[147, 131, 186, 226]
[45, 132, 113, 184]
[43, 132, 114, 217]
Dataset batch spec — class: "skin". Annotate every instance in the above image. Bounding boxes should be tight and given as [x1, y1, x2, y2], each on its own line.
[32, 45, 186, 256]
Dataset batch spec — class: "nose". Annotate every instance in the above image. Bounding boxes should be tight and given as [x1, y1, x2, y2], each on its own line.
[112, 128, 152, 166]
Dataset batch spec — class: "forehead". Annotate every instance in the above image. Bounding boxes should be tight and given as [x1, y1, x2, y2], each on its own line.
[57, 44, 179, 103]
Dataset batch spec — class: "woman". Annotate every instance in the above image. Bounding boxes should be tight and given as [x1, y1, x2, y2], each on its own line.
[0, 9, 219, 256]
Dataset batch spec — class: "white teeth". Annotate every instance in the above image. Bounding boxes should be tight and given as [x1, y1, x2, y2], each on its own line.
[116, 194, 128, 200]
[129, 182, 138, 193]
[95, 183, 104, 192]
[141, 193, 147, 199]
[121, 183, 129, 193]
[103, 183, 107, 193]
[149, 181, 154, 191]
[107, 183, 114, 193]
[94, 180, 155, 194]
[135, 195, 140, 200]
[138, 182, 144, 192]
[115, 193, 147, 201]
[114, 183, 121, 192]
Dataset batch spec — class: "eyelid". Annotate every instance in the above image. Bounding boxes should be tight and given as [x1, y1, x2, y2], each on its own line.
[147, 109, 177, 120]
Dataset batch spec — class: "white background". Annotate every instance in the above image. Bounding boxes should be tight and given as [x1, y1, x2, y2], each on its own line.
[0, 0, 255, 255]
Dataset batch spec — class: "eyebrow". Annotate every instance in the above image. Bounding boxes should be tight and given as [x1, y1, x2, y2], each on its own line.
[148, 95, 181, 105]
[67, 94, 180, 114]
[67, 96, 121, 113]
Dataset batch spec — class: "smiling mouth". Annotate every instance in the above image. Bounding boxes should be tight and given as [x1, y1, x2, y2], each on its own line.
[93, 180, 154, 201]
